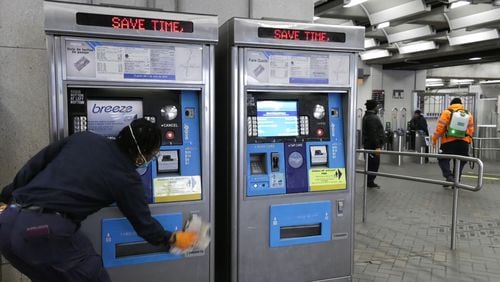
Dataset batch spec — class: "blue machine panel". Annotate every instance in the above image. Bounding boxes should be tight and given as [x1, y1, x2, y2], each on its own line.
[328, 93, 346, 169]
[151, 90, 202, 203]
[247, 143, 286, 196]
[102, 213, 183, 268]
[284, 142, 308, 193]
[270, 201, 332, 247]
[152, 90, 201, 177]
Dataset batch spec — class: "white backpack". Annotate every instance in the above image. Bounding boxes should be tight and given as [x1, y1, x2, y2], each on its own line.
[447, 109, 470, 138]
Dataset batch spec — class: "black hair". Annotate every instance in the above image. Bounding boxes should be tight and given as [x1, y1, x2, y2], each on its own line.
[414, 109, 422, 115]
[450, 98, 462, 105]
[116, 118, 161, 162]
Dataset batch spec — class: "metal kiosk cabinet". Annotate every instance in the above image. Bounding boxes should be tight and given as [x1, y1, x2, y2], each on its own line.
[216, 18, 364, 282]
[44, 1, 217, 281]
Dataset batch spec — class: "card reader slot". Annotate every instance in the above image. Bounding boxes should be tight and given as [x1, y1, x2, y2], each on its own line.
[115, 241, 169, 258]
[280, 223, 321, 239]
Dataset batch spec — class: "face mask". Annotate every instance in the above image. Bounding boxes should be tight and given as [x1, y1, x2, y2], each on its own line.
[136, 163, 149, 175]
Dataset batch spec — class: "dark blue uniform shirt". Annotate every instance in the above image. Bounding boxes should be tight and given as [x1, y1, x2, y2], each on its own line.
[0, 132, 170, 246]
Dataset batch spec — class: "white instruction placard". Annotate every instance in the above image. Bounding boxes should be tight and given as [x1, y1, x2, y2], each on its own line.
[65, 40, 203, 82]
[246, 49, 350, 86]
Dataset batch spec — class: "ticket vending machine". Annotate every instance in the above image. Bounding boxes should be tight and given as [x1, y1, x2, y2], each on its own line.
[216, 18, 364, 282]
[44, 2, 216, 281]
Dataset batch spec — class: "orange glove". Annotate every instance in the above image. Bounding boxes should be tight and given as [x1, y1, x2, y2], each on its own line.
[171, 231, 198, 250]
[0, 204, 6, 214]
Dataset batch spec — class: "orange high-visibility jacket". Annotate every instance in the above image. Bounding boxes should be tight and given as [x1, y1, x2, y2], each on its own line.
[432, 103, 474, 145]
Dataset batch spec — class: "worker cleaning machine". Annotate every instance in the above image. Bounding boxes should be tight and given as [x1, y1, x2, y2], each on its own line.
[44, 1, 216, 281]
[216, 18, 364, 281]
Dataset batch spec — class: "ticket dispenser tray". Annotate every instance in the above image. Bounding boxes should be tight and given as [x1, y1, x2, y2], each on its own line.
[270, 201, 331, 247]
[101, 213, 182, 268]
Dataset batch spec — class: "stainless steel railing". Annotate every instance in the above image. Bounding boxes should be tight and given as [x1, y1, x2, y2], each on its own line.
[356, 149, 484, 250]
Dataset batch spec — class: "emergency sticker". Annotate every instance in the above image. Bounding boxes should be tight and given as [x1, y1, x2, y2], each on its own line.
[309, 168, 346, 191]
[153, 175, 202, 203]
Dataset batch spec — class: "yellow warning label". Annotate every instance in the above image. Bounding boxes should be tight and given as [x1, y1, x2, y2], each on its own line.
[153, 176, 202, 203]
[309, 168, 346, 191]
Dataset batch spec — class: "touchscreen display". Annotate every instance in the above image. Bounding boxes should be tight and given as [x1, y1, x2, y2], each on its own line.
[87, 99, 143, 137]
[256, 100, 298, 137]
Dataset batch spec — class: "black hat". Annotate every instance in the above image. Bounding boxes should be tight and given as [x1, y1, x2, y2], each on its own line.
[365, 99, 378, 110]
[414, 109, 422, 115]
[450, 98, 462, 105]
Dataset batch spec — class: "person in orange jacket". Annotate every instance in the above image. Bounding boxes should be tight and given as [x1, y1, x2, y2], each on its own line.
[432, 98, 474, 187]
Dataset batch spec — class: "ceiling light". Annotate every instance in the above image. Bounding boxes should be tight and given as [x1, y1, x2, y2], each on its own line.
[364, 38, 378, 49]
[450, 1, 470, 9]
[469, 57, 482, 61]
[448, 29, 500, 46]
[479, 80, 500, 84]
[376, 22, 390, 29]
[426, 78, 443, 82]
[359, 49, 391, 60]
[426, 78, 444, 87]
[397, 41, 438, 54]
[343, 0, 369, 8]
[450, 79, 474, 85]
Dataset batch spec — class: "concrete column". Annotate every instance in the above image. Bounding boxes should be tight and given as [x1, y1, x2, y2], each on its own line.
[0, 0, 49, 188]
[382, 69, 417, 125]
[357, 64, 383, 110]
[0, 0, 50, 279]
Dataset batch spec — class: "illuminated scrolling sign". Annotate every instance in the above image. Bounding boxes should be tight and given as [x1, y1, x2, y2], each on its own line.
[76, 12, 194, 33]
[258, 27, 346, 43]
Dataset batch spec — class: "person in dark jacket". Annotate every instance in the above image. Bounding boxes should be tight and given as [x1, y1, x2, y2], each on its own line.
[409, 109, 429, 136]
[409, 109, 429, 162]
[0, 119, 197, 282]
[362, 99, 385, 188]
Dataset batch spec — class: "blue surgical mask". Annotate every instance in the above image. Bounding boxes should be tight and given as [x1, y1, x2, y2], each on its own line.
[136, 162, 150, 175]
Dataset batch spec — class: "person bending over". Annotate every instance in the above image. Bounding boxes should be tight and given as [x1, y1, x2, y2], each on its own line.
[0, 118, 197, 282]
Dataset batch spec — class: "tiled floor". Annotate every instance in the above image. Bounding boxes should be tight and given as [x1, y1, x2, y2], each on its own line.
[353, 159, 500, 282]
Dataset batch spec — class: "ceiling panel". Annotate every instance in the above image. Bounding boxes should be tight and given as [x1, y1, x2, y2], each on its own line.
[314, 0, 500, 70]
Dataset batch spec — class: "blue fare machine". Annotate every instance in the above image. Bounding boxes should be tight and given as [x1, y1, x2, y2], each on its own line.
[216, 18, 364, 281]
[44, 2, 217, 281]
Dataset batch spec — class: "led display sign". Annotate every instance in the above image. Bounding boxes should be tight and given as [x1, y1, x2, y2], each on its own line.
[258, 27, 345, 43]
[76, 12, 194, 33]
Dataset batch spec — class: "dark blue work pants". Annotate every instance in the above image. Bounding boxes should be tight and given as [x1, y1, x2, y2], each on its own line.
[0, 207, 110, 282]
[438, 140, 469, 179]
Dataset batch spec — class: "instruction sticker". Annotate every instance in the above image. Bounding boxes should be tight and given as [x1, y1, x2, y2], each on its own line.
[153, 176, 201, 203]
[65, 40, 202, 82]
[246, 49, 349, 86]
[309, 168, 346, 191]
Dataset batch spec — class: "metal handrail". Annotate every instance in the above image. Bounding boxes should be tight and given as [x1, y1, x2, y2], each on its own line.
[473, 137, 500, 156]
[356, 149, 484, 250]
